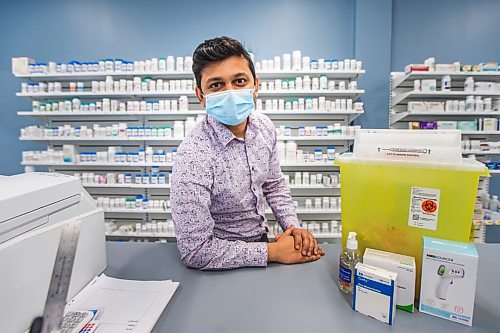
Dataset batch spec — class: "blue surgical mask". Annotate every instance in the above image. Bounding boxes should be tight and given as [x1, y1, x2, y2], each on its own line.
[204, 89, 255, 126]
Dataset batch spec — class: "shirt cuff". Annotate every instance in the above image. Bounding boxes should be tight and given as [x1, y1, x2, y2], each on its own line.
[279, 215, 301, 230]
[244, 241, 268, 267]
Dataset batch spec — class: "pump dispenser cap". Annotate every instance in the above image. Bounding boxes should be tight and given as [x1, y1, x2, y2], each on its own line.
[346, 232, 358, 250]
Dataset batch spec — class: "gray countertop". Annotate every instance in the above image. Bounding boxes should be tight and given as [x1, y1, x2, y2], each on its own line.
[105, 242, 499, 333]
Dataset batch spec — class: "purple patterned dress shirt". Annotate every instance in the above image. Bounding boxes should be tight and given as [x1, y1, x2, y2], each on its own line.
[171, 112, 299, 270]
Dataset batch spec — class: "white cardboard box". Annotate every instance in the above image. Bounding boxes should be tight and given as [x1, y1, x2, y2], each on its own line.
[420, 237, 478, 326]
[363, 248, 416, 312]
[408, 101, 428, 112]
[353, 262, 397, 325]
[421, 79, 437, 92]
[482, 118, 498, 132]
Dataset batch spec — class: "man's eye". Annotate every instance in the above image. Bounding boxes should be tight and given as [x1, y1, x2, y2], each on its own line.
[210, 82, 222, 89]
[235, 78, 247, 85]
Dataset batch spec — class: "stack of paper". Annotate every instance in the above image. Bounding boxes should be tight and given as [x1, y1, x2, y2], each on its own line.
[66, 274, 179, 333]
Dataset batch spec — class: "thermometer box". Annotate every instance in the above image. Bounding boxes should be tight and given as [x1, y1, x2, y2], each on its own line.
[353, 262, 398, 325]
[420, 237, 478, 326]
[363, 248, 416, 312]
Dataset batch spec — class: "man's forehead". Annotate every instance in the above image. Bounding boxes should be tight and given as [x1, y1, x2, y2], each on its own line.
[202, 56, 251, 82]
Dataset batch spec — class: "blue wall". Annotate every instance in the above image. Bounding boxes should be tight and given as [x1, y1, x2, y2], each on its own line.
[1, 0, 499, 194]
[354, 0, 392, 129]
[392, 0, 500, 70]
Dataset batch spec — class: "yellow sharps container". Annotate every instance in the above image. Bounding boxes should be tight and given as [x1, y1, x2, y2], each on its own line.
[335, 129, 489, 295]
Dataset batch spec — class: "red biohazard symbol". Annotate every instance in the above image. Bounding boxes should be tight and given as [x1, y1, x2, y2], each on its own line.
[422, 200, 437, 213]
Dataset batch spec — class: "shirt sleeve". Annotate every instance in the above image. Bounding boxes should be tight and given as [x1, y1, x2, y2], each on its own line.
[262, 131, 300, 231]
[171, 144, 268, 270]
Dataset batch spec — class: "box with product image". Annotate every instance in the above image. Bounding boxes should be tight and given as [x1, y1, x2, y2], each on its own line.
[353, 262, 397, 325]
[363, 248, 416, 312]
[420, 121, 438, 130]
[420, 237, 478, 326]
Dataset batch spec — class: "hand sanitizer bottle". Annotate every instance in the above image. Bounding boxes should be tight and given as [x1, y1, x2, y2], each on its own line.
[338, 231, 360, 294]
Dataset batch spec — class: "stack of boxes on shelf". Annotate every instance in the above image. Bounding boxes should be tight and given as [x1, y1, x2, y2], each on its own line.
[13, 52, 366, 242]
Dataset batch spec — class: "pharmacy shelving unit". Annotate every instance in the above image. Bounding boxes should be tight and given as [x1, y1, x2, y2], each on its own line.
[16, 63, 365, 243]
[390, 68, 500, 243]
[390, 70, 500, 171]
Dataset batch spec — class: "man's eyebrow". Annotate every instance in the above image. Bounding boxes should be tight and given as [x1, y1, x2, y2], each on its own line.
[205, 73, 250, 84]
[232, 72, 249, 79]
[205, 76, 224, 84]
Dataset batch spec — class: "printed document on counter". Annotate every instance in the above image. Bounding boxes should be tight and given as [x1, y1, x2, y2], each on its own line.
[66, 274, 179, 333]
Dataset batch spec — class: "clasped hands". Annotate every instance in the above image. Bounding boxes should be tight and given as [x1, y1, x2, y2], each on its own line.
[268, 225, 326, 264]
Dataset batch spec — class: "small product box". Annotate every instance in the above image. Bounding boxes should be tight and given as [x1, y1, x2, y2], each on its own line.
[405, 64, 429, 73]
[353, 262, 397, 325]
[408, 122, 421, 130]
[420, 237, 478, 326]
[420, 121, 438, 130]
[421, 79, 437, 92]
[363, 248, 416, 312]
[408, 101, 427, 112]
[482, 118, 498, 132]
[437, 121, 458, 130]
[426, 101, 445, 112]
[457, 120, 478, 132]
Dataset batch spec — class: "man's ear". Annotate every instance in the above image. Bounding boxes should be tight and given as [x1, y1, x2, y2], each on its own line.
[253, 76, 260, 100]
[195, 86, 205, 108]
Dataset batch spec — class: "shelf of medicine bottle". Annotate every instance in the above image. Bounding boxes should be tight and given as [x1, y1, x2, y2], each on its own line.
[256, 70, 365, 79]
[258, 90, 364, 97]
[20, 135, 353, 143]
[392, 71, 500, 89]
[21, 161, 174, 168]
[279, 162, 338, 169]
[260, 110, 364, 121]
[18, 110, 205, 119]
[18, 110, 364, 121]
[105, 231, 176, 239]
[276, 136, 353, 142]
[391, 91, 500, 107]
[83, 183, 340, 191]
[15, 70, 365, 82]
[16, 91, 197, 99]
[85, 183, 171, 189]
[20, 136, 186, 143]
[21, 160, 340, 171]
[102, 208, 341, 215]
[15, 70, 195, 81]
[390, 111, 500, 125]
[462, 150, 500, 155]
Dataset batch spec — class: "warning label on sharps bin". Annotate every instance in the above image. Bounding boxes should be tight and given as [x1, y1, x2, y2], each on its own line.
[408, 187, 440, 230]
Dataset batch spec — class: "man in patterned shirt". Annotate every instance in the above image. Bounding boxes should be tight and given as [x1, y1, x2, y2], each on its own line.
[171, 36, 325, 270]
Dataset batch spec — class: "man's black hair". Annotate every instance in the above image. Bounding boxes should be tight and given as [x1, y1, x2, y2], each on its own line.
[192, 36, 256, 91]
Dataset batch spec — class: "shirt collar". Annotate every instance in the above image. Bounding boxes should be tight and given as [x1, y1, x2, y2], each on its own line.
[207, 113, 257, 147]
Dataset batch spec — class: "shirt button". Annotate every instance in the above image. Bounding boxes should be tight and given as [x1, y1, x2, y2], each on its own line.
[251, 166, 255, 171]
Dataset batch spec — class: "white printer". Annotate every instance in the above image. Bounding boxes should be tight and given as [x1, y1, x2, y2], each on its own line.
[0, 172, 107, 333]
